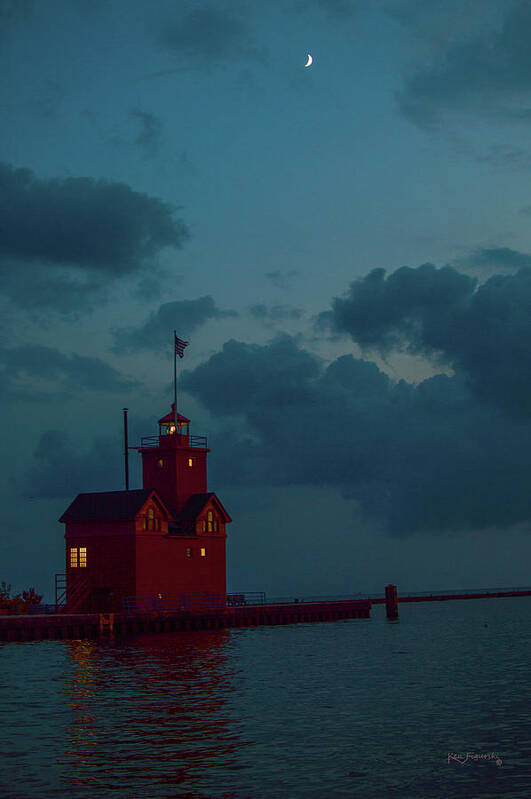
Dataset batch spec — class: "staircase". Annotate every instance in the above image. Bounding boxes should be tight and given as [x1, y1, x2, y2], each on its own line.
[55, 574, 91, 613]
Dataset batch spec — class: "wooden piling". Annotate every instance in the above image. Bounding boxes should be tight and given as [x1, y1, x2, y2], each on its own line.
[385, 584, 399, 619]
[99, 613, 115, 635]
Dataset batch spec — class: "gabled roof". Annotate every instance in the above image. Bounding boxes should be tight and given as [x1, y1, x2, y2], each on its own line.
[59, 489, 172, 523]
[177, 492, 232, 523]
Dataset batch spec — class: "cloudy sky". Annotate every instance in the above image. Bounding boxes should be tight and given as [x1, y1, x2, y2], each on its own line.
[2, 0, 531, 599]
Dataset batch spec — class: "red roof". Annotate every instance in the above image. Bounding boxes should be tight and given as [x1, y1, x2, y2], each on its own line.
[158, 403, 190, 425]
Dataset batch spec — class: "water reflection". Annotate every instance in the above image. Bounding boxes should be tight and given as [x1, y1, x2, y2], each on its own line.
[61, 631, 250, 798]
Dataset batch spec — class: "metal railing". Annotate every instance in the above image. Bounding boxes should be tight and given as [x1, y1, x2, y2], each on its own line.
[260, 593, 367, 605]
[139, 434, 208, 449]
[29, 604, 59, 615]
[55, 573, 91, 613]
[225, 587, 531, 605]
[55, 573, 66, 610]
[123, 592, 267, 613]
[123, 593, 227, 614]
[226, 592, 266, 606]
[369, 586, 531, 599]
[50, 584, 531, 618]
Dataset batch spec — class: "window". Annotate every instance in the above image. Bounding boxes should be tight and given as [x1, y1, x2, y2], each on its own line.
[143, 509, 161, 531]
[79, 547, 87, 568]
[200, 547, 206, 557]
[157, 458, 164, 468]
[70, 547, 78, 568]
[186, 547, 192, 558]
[203, 511, 219, 532]
[188, 458, 193, 467]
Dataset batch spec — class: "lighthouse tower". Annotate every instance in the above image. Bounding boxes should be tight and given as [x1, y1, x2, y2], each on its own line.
[140, 404, 208, 515]
[60, 403, 231, 612]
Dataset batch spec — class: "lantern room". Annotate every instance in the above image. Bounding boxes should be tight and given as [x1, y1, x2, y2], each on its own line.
[158, 404, 190, 442]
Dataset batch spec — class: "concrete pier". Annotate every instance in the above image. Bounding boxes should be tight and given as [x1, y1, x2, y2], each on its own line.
[371, 588, 531, 605]
[0, 598, 371, 642]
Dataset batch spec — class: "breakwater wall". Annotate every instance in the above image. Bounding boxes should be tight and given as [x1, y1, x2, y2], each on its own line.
[371, 589, 531, 605]
[0, 598, 371, 642]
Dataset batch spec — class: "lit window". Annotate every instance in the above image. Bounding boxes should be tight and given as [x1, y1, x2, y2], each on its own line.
[70, 547, 78, 568]
[147, 507, 154, 531]
[158, 458, 164, 468]
[188, 458, 193, 467]
[200, 547, 206, 557]
[169, 425, 176, 434]
[202, 520, 206, 532]
[207, 510, 213, 532]
[79, 547, 87, 567]
[186, 547, 192, 558]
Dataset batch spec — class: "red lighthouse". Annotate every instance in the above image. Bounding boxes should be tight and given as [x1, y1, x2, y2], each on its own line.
[140, 404, 209, 515]
[59, 403, 231, 612]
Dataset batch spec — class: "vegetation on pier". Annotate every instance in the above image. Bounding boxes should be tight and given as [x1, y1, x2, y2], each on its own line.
[0, 582, 43, 615]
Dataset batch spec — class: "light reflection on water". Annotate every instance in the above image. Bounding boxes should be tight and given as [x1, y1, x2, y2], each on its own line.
[0, 598, 529, 798]
[62, 631, 244, 798]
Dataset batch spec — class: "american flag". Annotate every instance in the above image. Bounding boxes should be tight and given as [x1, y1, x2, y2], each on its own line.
[174, 335, 188, 358]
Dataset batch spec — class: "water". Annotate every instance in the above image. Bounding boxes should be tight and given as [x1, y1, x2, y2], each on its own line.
[1, 598, 529, 798]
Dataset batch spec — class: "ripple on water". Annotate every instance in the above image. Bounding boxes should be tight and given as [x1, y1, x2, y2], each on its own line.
[0, 599, 529, 798]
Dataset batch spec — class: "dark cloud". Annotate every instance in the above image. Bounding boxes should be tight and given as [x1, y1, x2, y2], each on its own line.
[183, 335, 321, 418]
[0, 162, 189, 313]
[397, 2, 531, 126]
[130, 109, 164, 158]
[0, 162, 187, 274]
[0, 269, 107, 316]
[265, 269, 299, 289]
[319, 264, 476, 352]
[462, 247, 531, 273]
[322, 263, 531, 417]
[24, 414, 151, 500]
[132, 271, 182, 303]
[0, 345, 139, 400]
[183, 335, 531, 536]
[159, 4, 262, 64]
[27, 431, 121, 499]
[112, 296, 238, 353]
[249, 304, 304, 324]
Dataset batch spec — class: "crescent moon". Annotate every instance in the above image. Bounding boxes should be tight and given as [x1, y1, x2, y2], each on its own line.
[305, 53, 313, 68]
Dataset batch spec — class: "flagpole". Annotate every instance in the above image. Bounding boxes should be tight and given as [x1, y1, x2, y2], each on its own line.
[173, 329, 177, 433]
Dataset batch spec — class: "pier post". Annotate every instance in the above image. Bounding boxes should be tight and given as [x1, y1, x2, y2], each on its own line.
[99, 613, 115, 635]
[385, 584, 398, 619]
